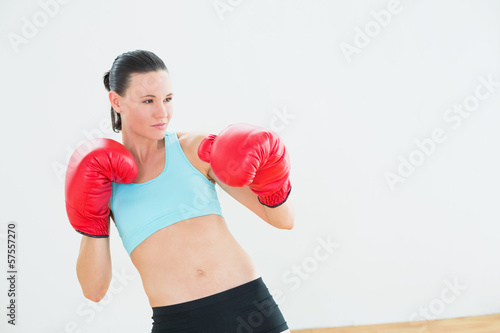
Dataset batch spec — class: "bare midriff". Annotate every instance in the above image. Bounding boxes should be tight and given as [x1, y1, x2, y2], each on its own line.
[130, 214, 260, 308]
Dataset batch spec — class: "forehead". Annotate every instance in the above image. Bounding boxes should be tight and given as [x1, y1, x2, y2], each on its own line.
[127, 71, 171, 98]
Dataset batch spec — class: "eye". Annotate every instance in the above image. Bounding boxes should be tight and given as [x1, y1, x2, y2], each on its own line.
[164, 97, 172, 102]
[143, 99, 153, 104]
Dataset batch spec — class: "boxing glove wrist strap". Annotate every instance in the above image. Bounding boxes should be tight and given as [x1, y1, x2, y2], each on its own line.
[257, 183, 292, 208]
[75, 229, 109, 238]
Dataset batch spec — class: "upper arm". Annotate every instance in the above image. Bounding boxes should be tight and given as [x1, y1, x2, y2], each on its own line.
[107, 201, 114, 224]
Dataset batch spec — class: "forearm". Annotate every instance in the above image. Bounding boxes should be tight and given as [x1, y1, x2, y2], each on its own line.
[263, 199, 295, 230]
[76, 236, 112, 302]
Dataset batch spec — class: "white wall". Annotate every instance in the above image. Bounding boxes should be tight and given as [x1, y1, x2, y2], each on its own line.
[1, 0, 499, 332]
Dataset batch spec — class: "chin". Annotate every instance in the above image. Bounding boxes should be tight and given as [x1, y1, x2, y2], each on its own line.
[153, 128, 168, 139]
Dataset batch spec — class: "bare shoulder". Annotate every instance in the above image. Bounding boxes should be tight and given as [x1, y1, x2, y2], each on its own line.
[176, 131, 210, 148]
[176, 131, 214, 182]
[176, 131, 213, 158]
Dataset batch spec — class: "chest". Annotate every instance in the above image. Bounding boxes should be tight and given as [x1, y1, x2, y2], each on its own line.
[134, 151, 166, 184]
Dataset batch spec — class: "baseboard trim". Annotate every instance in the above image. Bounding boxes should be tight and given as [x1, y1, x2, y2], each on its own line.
[292, 313, 500, 333]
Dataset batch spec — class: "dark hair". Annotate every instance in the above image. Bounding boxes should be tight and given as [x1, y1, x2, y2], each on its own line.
[103, 50, 168, 133]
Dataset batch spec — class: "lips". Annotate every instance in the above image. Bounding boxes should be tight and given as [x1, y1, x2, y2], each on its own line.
[152, 123, 166, 129]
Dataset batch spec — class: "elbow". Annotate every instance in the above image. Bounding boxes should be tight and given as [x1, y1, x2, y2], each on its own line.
[78, 274, 111, 303]
[265, 202, 295, 230]
[275, 215, 295, 230]
[282, 206, 295, 230]
[84, 293, 104, 303]
[282, 219, 295, 230]
[82, 285, 109, 303]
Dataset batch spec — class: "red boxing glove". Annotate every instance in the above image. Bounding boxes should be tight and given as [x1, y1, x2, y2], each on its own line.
[198, 123, 291, 207]
[65, 139, 138, 237]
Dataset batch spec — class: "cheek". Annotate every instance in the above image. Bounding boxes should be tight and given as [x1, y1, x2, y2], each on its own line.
[126, 106, 148, 124]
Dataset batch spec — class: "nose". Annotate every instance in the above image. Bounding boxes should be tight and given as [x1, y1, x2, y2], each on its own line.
[154, 103, 169, 119]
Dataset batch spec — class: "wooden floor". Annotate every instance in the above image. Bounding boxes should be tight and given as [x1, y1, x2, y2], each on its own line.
[292, 314, 500, 333]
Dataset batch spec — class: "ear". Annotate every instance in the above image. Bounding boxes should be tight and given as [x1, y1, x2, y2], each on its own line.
[109, 91, 122, 113]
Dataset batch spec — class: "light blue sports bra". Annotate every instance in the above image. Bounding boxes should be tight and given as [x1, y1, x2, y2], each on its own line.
[110, 132, 223, 255]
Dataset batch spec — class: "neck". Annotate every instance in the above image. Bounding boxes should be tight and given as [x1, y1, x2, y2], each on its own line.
[121, 130, 165, 165]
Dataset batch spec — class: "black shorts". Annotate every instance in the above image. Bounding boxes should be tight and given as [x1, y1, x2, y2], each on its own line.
[151, 277, 289, 333]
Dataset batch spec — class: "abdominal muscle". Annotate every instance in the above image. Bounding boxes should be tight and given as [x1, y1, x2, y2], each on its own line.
[129, 213, 261, 308]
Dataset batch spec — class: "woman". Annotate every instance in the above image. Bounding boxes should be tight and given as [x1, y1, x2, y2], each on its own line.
[65, 50, 294, 332]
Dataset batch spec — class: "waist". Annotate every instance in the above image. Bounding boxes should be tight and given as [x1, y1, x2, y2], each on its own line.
[130, 215, 260, 307]
[152, 277, 265, 314]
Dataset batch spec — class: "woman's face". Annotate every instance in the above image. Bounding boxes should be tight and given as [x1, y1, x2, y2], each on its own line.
[112, 70, 173, 142]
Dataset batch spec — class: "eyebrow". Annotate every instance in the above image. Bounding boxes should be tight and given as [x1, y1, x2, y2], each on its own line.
[140, 93, 174, 98]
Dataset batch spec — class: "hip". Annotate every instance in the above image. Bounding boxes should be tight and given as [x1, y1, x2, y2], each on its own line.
[151, 277, 289, 333]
